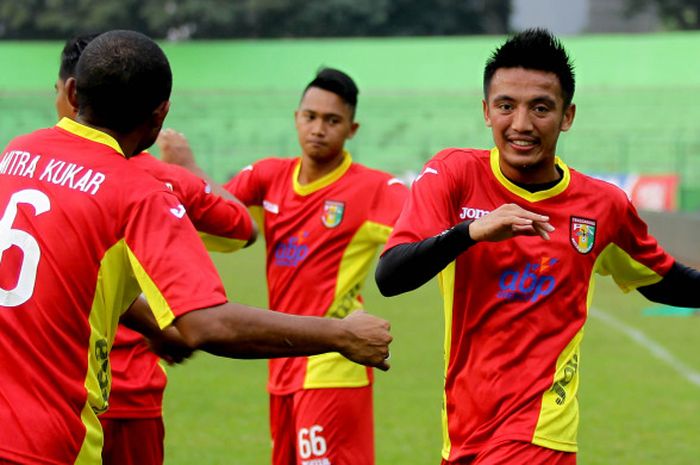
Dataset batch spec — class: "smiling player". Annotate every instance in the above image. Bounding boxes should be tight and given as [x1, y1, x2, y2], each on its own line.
[376, 28, 700, 465]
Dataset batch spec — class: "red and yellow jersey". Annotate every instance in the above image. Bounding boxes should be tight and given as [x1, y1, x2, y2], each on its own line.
[131, 152, 254, 252]
[0, 118, 227, 465]
[384, 148, 674, 461]
[226, 152, 408, 395]
[103, 152, 254, 420]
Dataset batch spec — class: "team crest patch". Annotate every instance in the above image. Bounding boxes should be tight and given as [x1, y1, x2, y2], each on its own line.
[321, 200, 345, 228]
[570, 216, 596, 254]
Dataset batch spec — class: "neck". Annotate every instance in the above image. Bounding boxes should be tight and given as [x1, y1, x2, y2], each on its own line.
[509, 165, 564, 192]
[500, 160, 560, 185]
[75, 116, 142, 158]
[298, 152, 346, 185]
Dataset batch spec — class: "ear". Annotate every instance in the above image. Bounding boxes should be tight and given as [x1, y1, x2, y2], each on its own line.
[482, 99, 492, 128]
[560, 103, 576, 132]
[152, 100, 170, 127]
[347, 121, 359, 140]
[65, 77, 79, 111]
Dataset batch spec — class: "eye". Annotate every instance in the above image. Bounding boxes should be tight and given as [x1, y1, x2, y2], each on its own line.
[496, 102, 513, 112]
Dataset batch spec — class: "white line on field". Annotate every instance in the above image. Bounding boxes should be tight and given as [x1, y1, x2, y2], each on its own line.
[589, 307, 700, 388]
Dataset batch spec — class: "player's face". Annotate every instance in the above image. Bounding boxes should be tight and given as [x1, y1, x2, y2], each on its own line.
[55, 77, 77, 121]
[295, 87, 358, 164]
[483, 67, 575, 184]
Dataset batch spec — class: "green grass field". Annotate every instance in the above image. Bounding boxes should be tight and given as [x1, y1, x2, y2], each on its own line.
[161, 245, 700, 465]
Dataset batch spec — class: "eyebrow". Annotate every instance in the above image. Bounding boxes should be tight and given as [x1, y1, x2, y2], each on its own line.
[492, 94, 558, 107]
[300, 109, 344, 119]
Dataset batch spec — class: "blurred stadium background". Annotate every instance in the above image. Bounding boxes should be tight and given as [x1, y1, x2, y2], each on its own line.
[1, 0, 699, 463]
[1, 32, 700, 210]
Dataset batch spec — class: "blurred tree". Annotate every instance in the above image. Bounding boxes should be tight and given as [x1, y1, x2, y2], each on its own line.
[139, 0, 239, 39]
[625, 0, 700, 29]
[0, 0, 49, 38]
[0, 0, 511, 39]
[383, 0, 509, 36]
[237, 0, 509, 37]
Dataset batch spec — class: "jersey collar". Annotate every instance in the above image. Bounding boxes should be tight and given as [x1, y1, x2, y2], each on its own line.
[489, 147, 570, 202]
[56, 117, 125, 157]
[292, 150, 352, 196]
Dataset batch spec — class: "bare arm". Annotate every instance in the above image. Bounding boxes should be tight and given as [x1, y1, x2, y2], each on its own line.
[119, 295, 193, 364]
[174, 303, 392, 371]
[156, 128, 258, 245]
[156, 128, 237, 203]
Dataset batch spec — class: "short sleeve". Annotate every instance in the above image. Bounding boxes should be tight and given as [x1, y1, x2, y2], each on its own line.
[225, 163, 265, 207]
[596, 197, 675, 292]
[133, 156, 254, 248]
[363, 176, 409, 243]
[124, 190, 227, 328]
[383, 157, 458, 253]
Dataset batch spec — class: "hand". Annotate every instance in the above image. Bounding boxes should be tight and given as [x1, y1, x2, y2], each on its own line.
[337, 310, 392, 371]
[468, 203, 554, 242]
[147, 325, 194, 365]
[156, 128, 197, 169]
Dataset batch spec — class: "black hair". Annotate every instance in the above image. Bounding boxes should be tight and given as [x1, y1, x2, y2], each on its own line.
[75, 30, 172, 133]
[483, 28, 575, 107]
[58, 33, 101, 80]
[303, 67, 359, 118]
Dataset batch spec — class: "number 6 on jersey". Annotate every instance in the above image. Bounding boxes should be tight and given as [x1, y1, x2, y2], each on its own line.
[0, 189, 51, 307]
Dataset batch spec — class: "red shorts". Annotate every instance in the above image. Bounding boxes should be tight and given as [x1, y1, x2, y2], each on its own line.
[100, 417, 164, 465]
[270, 386, 374, 465]
[441, 441, 576, 465]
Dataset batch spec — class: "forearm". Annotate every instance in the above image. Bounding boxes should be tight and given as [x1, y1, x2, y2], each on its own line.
[176, 303, 361, 359]
[119, 295, 162, 339]
[375, 220, 475, 297]
[637, 261, 700, 307]
[187, 162, 238, 203]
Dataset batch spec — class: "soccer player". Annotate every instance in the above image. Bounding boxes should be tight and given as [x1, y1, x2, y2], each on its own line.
[224, 68, 409, 465]
[0, 30, 391, 465]
[375, 28, 700, 465]
[55, 33, 258, 465]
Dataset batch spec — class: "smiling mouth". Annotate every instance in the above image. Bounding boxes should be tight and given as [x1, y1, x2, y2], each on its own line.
[509, 139, 538, 150]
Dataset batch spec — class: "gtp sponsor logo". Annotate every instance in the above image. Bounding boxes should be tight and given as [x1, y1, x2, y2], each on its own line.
[273, 231, 309, 267]
[497, 257, 559, 303]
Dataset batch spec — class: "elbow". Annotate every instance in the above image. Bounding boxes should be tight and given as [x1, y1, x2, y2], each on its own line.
[374, 262, 401, 298]
[174, 307, 224, 352]
[245, 222, 259, 248]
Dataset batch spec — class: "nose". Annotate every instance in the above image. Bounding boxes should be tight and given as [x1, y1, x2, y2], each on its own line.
[510, 107, 533, 132]
[310, 118, 325, 136]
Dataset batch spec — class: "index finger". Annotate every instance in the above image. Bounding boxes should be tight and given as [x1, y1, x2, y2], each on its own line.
[518, 210, 549, 223]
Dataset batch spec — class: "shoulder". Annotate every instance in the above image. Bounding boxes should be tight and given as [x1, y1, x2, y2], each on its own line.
[416, 148, 489, 186]
[5, 126, 79, 151]
[570, 169, 630, 205]
[8, 127, 52, 144]
[235, 156, 296, 180]
[431, 147, 489, 166]
[132, 152, 194, 181]
[348, 163, 406, 188]
[251, 156, 297, 171]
